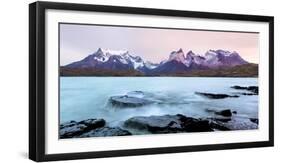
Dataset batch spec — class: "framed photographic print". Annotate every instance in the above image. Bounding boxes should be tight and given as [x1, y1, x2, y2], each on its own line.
[29, 1, 274, 162]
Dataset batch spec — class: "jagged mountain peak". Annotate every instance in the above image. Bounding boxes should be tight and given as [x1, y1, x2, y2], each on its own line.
[64, 48, 250, 76]
[206, 49, 237, 57]
[177, 48, 184, 53]
[204, 49, 248, 67]
[97, 48, 129, 55]
[186, 50, 195, 56]
[169, 48, 186, 63]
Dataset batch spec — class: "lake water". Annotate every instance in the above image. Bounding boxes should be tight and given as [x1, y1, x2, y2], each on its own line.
[60, 77, 258, 127]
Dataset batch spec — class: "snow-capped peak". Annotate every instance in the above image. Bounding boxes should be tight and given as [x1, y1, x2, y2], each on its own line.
[205, 49, 243, 59]
[92, 48, 110, 62]
[206, 49, 234, 56]
[169, 48, 186, 62]
[95, 48, 145, 69]
[168, 49, 197, 67]
[93, 48, 129, 63]
[99, 48, 128, 56]
[206, 49, 218, 56]
[130, 56, 144, 69]
[66, 47, 249, 74]
[203, 49, 248, 67]
[186, 50, 195, 56]
[145, 61, 159, 69]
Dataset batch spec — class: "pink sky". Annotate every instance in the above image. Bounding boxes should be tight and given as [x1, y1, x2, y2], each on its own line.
[60, 24, 259, 66]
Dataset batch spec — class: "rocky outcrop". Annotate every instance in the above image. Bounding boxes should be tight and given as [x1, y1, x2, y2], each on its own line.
[214, 117, 258, 130]
[76, 127, 132, 138]
[195, 92, 239, 99]
[205, 109, 234, 122]
[231, 86, 258, 95]
[60, 112, 259, 138]
[60, 119, 131, 139]
[124, 114, 214, 134]
[215, 109, 232, 117]
[205, 108, 258, 130]
[109, 95, 154, 107]
[123, 112, 258, 134]
[60, 119, 106, 138]
[250, 118, 259, 124]
[206, 109, 234, 117]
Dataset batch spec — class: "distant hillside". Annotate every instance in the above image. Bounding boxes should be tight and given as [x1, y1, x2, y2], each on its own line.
[60, 67, 144, 76]
[61, 63, 257, 77]
[148, 63, 258, 77]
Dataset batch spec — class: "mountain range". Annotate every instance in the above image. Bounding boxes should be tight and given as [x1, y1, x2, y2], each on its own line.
[60, 48, 258, 77]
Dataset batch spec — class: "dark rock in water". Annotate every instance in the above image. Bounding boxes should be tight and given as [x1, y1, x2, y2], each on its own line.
[209, 121, 231, 131]
[127, 91, 145, 97]
[60, 119, 106, 138]
[76, 127, 132, 137]
[214, 117, 258, 130]
[205, 108, 233, 117]
[124, 113, 258, 133]
[248, 86, 258, 94]
[210, 117, 232, 123]
[109, 95, 154, 107]
[250, 118, 259, 124]
[129, 91, 144, 94]
[205, 108, 216, 113]
[208, 116, 258, 131]
[60, 122, 88, 138]
[231, 85, 258, 94]
[177, 114, 214, 132]
[215, 109, 232, 117]
[205, 109, 232, 122]
[205, 108, 258, 130]
[124, 114, 182, 133]
[77, 119, 106, 132]
[195, 92, 239, 99]
[124, 114, 213, 134]
[231, 85, 247, 90]
[60, 119, 132, 138]
[59, 120, 78, 129]
[239, 93, 257, 96]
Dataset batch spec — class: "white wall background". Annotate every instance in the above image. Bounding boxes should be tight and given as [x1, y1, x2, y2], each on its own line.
[0, 0, 279, 162]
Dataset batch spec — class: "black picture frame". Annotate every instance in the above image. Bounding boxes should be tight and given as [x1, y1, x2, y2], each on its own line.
[29, 1, 274, 162]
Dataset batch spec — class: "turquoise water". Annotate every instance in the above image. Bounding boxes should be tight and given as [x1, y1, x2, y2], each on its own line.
[60, 77, 258, 127]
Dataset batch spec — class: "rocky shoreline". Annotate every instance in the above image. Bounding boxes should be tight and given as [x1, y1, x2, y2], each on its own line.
[60, 119, 131, 139]
[60, 85, 258, 139]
